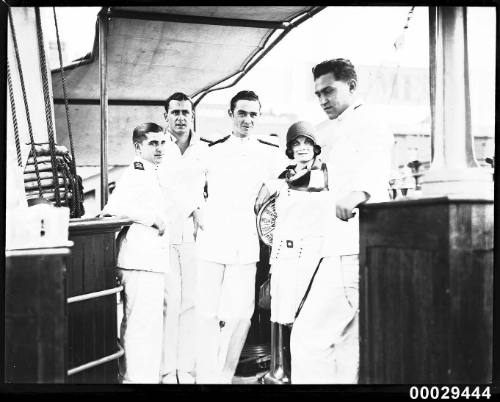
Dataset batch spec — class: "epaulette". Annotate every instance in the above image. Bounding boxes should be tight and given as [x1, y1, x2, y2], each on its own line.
[208, 135, 231, 147]
[257, 138, 279, 148]
[200, 137, 213, 145]
[134, 161, 144, 170]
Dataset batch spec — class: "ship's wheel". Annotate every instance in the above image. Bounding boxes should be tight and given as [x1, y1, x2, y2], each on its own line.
[256, 196, 277, 247]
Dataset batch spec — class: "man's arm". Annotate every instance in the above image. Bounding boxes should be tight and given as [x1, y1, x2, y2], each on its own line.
[101, 169, 166, 235]
[336, 116, 393, 221]
[335, 190, 369, 221]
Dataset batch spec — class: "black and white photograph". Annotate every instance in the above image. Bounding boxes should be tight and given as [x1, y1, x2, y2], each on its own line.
[1, 3, 496, 397]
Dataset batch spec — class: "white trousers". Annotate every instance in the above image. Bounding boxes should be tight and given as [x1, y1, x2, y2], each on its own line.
[162, 243, 197, 376]
[290, 256, 359, 384]
[195, 260, 256, 384]
[117, 269, 165, 383]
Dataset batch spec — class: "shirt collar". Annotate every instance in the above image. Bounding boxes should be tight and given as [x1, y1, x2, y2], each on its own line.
[335, 99, 363, 122]
[230, 133, 251, 142]
[168, 131, 178, 144]
[134, 156, 158, 170]
[167, 129, 201, 146]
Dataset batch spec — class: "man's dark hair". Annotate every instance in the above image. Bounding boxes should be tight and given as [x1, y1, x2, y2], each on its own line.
[164, 92, 194, 113]
[133, 122, 164, 144]
[229, 90, 261, 113]
[312, 58, 357, 82]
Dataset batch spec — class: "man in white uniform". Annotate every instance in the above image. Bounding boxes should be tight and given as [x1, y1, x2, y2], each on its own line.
[101, 122, 170, 383]
[289, 59, 393, 383]
[195, 90, 285, 383]
[159, 92, 210, 384]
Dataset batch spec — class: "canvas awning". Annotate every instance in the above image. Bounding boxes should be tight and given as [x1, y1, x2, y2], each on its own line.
[51, 6, 324, 169]
[50, 4, 325, 204]
[52, 6, 325, 104]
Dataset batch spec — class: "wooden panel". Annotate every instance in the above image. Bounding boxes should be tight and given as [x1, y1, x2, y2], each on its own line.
[5, 251, 68, 383]
[360, 200, 449, 251]
[67, 231, 118, 383]
[449, 248, 493, 383]
[362, 246, 447, 383]
[359, 198, 493, 384]
[66, 218, 128, 383]
[448, 202, 493, 383]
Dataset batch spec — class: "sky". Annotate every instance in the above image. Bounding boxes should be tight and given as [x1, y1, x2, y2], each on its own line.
[44, 7, 100, 64]
[44, 7, 496, 69]
[43, 6, 496, 126]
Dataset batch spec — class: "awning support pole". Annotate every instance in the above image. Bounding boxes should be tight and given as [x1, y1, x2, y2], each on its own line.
[421, 7, 492, 197]
[99, 10, 109, 209]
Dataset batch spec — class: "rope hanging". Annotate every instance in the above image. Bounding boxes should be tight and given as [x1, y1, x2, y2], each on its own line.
[387, 6, 416, 105]
[53, 8, 76, 166]
[6, 59, 23, 167]
[363, 6, 416, 105]
[35, 7, 61, 206]
[394, 6, 415, 50]
[8, 8, 85, 217]
[8, 7, 43, 197]
[52, 7, 84, 217]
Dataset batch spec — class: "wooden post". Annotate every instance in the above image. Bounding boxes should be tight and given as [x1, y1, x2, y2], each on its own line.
[421, 7, 492, 197]
[99, 10, 109, 210]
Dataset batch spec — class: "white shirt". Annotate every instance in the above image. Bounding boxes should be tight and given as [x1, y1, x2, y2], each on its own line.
[101, 157, 171, 273]
[197, 134, 286, 265]
[317, 100, 394, 255]
[159, 130, 209, 244]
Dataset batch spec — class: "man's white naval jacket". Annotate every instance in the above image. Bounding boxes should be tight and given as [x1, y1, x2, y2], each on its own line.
[159, 130, 210, 245]
[102, 157, 171, 273]
[197, 134, 285, 265]
[317, 100, 393, 256]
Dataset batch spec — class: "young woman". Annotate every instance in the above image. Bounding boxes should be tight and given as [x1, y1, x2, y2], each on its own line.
[255, 121, 357, 383]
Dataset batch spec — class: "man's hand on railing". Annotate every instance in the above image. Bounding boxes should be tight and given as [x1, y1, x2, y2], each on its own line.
[336, 191, 369, 221]
[152, 216, 166, 236]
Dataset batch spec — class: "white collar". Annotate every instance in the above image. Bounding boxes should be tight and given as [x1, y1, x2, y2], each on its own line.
[230, 133, 252, 142]
[335, 99, 363, 122]
[168, 131, 179, 143]
[134, 156, 158, 170]
[168, 129, 199, 146]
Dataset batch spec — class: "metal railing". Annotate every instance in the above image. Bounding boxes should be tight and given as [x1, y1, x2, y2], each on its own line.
[67, 284, 123, 376]
[67, 285, 122, 304]
[67, 343, 124, 376]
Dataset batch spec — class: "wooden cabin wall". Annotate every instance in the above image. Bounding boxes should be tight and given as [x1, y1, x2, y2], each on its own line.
[66, 220, 127, 383]
[359, 197, 493, 384]
[5, 219, 130, 384]
[5, 249, 69, 383]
